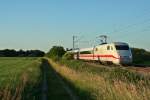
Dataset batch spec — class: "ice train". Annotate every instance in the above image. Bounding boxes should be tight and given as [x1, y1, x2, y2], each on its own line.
[73, 42, 132, 65]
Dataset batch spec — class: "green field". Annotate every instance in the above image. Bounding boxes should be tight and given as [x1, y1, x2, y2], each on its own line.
[1, 57, 150, 100]
[0, 57, 78, 100]
[0, 57, 42, 100]
[0, 57, 39, 87]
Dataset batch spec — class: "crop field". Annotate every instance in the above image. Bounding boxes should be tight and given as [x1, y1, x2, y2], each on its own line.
[0, 57, 42, 100]
[0, 57, 80, 100]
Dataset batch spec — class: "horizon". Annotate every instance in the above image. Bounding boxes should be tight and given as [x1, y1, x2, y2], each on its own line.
[0, 0, 150, 52]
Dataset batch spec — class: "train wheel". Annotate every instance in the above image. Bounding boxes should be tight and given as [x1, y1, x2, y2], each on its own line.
[107, 61, 113, 65]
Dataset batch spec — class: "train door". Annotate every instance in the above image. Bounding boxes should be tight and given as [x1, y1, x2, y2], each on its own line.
[106, 45, 114, 62]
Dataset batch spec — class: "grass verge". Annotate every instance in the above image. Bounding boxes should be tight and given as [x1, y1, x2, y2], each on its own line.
[48, 59, 150, 100]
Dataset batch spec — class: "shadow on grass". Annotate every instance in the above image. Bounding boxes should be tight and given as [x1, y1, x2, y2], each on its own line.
[43, 59, 95, 100]
[20, 58, 95, 100]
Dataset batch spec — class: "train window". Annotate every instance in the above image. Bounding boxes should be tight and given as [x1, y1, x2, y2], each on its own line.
[107, 46, 110, 50]
[111, 46, 113, 50]
[80, 51, 92, 54]
[95, 48, 98, 51]
[115, 45, 129, 50]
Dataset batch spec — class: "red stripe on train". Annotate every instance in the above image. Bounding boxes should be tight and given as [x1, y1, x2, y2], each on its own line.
[78, 54, 120, 59]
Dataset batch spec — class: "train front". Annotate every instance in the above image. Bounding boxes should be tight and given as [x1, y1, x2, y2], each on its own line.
[115, 43, 132, 65]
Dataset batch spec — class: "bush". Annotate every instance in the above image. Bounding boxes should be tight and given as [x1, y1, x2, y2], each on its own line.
[47, 46, 66, 59]
[62, 52, 74, 60]
[131, 48, 150, 63]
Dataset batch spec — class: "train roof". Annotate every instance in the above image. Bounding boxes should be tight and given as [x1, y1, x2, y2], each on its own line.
[71, 42, 129, 53]
[79, 47, 93, 52]
[71, 47, 93, 53]
[99, 42, 128, 46]
[113, 42, 128, 45]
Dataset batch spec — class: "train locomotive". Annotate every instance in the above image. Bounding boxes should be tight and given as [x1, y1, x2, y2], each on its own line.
[73, 42, 132, 65]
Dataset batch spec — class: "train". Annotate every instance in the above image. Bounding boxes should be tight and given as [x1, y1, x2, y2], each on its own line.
[72, 42, 132, 65]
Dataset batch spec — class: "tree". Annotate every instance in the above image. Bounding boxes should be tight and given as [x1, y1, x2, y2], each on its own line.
[131, 48, 150, 63]
[47, 46, 66, 59]
[62, 52, 74, 60]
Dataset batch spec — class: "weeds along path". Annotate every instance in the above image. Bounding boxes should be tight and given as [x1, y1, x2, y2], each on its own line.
[48, 59, 150, 100]
[41, 58, 78, 100]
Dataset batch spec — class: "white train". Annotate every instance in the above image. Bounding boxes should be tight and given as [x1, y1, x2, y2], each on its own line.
[73, 42, 132, 65]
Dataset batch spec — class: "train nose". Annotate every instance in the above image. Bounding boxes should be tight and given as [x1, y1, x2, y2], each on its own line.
[119, 56, 132, 64]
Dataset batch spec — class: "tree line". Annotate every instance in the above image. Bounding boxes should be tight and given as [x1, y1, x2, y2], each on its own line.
[131, 48, 150, 63]
[0, 49, 45, 57]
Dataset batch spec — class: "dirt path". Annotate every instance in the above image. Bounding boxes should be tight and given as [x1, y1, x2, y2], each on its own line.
[41, 58, 78, 100]
[51, 67, 79, 100]
[41, 59, 48, 100]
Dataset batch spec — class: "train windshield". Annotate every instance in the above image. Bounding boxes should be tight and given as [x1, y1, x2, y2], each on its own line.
[115, 45, 129, 50]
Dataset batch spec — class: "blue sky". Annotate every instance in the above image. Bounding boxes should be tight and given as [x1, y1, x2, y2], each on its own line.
[0, 0, 150, 52]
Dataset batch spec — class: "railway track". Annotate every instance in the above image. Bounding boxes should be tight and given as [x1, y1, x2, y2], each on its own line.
[83, 60, 150, 74]
[125, 64, 150, 74]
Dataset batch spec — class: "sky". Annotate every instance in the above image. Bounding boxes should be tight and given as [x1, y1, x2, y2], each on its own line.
[0, 0, 150, 52]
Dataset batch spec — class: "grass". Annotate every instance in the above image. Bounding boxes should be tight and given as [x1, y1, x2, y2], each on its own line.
[41, 58, 72, 100]
[0, 57, 78, 100]
[1, 57, 149, 100]
[49, 59, 150, 100]
[0, 57, 42, 100]
[59, 60, 150, 84]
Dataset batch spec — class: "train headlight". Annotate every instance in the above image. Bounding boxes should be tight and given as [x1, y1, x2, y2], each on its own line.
[129, 55, 132, 59]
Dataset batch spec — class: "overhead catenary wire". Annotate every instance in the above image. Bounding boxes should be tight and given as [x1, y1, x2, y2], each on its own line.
[73, 10, 150, 49]
[106, 8, 150, 42]
[111, 18, 150, 34]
